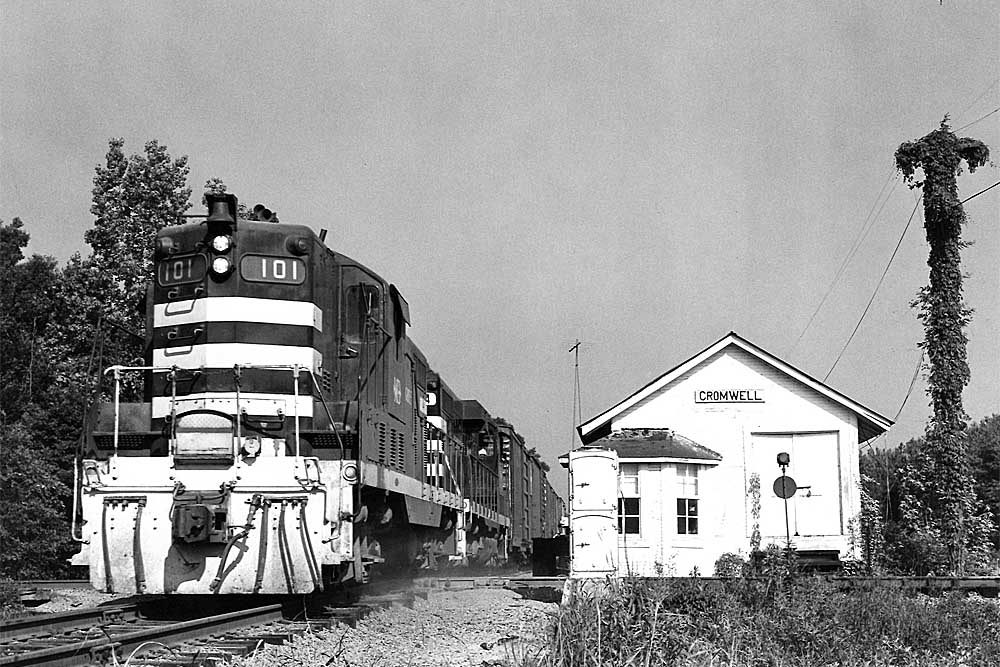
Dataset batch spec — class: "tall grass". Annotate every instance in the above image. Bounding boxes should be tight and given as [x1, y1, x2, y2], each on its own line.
[0, 579, 24, 620]
[520, 575, 1000, 666]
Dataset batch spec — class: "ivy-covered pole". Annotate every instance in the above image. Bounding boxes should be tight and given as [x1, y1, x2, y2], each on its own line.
[894, 119, 989, 574]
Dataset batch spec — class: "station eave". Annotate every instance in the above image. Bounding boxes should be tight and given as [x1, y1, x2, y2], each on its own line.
[576, 331, 894, 446]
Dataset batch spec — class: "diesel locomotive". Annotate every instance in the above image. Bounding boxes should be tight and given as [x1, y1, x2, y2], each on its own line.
[71, 194, 565, 594]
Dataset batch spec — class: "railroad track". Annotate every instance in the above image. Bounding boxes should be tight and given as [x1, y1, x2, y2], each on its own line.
[1, 589, 417, 666]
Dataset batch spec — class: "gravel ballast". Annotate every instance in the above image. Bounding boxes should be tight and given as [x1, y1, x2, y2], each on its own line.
[236, 587, 556, 667]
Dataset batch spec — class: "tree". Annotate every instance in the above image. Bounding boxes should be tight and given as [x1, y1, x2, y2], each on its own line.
[0, 218, 61, 425]
[862, 415, 999, 574]
[967, 414, 1000, 553]
[0, 421, 75, 578]
[895, 119, 990, 574]
[87, 138, 192, 326]
[0, 138, 196, 578]
[0, 217, 29, 268]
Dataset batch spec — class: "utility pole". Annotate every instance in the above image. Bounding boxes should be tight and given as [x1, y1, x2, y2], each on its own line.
[895, 118, 990, 575]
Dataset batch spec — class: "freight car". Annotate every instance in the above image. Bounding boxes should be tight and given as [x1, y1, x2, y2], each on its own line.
[71, 194, 564, 594]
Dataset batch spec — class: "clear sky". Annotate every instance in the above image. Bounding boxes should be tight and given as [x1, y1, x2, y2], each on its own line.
[2, 2, 998, 493]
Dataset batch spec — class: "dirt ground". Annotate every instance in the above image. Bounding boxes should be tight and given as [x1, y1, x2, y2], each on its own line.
[235, 587, 557, 667]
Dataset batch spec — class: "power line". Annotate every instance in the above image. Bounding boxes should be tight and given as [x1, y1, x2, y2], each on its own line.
[860, 350, 924, 453]
[789, 166, 899, 356]
[954, 78, 999, 122]
[798, 87, 998, 358]
[956, 106, 1000, 132]
[893, 351, 925, 422]
[961, 180, 1000, 204]
[824, 196, 922, 382]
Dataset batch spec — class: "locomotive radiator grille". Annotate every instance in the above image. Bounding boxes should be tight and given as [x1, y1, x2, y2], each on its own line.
[390, 428, 405, 471]
[377, 422, 387, 464]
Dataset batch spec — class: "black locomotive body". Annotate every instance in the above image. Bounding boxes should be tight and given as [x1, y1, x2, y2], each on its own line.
[73, 194, 564, 594]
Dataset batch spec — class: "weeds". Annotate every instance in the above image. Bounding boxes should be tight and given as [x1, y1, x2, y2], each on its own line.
[0, 579, 24, 620]
[516, 573, 1000, 667]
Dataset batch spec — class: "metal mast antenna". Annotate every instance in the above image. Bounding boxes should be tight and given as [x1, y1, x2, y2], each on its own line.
[569, 339, 583, 443]
[567, 339, 583, 570]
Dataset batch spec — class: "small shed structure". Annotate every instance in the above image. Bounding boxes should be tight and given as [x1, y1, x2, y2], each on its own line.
[564, 332, 892, 577]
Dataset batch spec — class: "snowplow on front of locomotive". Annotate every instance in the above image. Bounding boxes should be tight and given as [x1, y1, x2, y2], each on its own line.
[72, 194, 464, 594]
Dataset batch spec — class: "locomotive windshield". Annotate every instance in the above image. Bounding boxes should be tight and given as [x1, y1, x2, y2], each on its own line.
[344, 283, 380, 339]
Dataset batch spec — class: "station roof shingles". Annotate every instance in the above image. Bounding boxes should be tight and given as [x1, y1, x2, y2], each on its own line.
[559, 429, 721, 466]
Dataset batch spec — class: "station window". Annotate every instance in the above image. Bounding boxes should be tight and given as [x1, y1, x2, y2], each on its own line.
[676, 464, 699, 535]
[618, 464, 640, 534]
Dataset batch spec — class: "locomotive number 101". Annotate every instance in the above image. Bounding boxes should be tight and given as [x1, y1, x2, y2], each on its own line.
[240, 254, 307, 285]
[157, 255, 207, 286]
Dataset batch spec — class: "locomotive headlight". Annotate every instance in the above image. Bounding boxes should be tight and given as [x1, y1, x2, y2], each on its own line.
[210, 256, 232, 275]
[241, 436, 261, 458]
[210, 235, 233, 253]
[285, 235, 310, 256]
[342, 461, 359, 483]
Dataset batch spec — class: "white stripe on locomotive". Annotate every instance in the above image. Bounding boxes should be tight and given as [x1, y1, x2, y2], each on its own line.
[154, 297, 323, 331]
[152, 343, 322, 371]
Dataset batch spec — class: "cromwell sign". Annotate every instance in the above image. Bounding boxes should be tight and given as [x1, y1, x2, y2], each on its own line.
[694, 389, 764, 403]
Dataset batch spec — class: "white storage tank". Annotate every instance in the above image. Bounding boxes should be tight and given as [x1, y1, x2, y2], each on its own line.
[569, 447, 618, 577]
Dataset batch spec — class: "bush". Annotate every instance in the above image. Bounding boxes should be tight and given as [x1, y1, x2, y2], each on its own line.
[0, 579, 24, 620]
[712, 552, 746, 578]
[524, 575, 1000, 666]
[0, 423, 76, 579]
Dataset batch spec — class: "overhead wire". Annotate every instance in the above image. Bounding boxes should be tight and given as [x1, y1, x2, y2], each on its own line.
[892, 351, 925, 423]
[960, 180, 1000, 204]
[789, 165, 899, 356]
[808, 86, 996, 449]
[954, 78, 999, 124]
[811, 85, 997, 380]
[860, 348, 926, 454]
[836, 173, 995, 446]
[823, 196, 922, 382]
[956, 106, 1000, 132]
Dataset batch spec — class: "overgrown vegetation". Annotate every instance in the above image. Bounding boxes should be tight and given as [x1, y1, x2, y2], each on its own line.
[518, 574, 1000, 667]
[0, 138, 191, 578]
[894, 119, 990, 575]
[860, 414, 999, 574]
[0, 579, 24, 620]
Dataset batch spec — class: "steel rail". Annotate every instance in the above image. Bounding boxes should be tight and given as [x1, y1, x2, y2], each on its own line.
[1, 605, 139, 641]
[0, 604, 283, 667]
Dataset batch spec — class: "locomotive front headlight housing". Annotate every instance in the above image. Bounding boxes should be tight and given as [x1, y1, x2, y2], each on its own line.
[285, 235, 310, 256]
[211, 256, 233, 275]
[241, 436, 261, 458]
[210, 234, 233, 253]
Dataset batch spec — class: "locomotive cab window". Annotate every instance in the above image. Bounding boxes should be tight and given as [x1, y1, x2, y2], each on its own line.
[344, 283, 381, 340]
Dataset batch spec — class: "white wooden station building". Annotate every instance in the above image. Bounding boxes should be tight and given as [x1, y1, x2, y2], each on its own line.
[562, 332, 892, 577]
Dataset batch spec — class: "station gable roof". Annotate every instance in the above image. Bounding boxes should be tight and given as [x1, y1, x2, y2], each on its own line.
[577, 332, 893, 445]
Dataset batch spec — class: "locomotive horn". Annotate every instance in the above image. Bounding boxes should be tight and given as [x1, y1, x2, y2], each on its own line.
[205, 193, 238, 224]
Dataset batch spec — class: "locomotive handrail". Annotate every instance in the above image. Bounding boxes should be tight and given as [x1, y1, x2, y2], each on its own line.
[102, 362, 331, 462]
